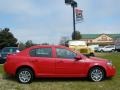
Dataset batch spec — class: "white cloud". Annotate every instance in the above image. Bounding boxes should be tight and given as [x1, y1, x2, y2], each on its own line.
[93, 0, 120, 18]
[0, 0, 53, 17]
[0, 0, 120, 44]
[11, 25, 73, 44]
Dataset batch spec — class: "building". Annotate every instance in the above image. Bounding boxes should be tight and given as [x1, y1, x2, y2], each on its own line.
[81, 34, 120, 46]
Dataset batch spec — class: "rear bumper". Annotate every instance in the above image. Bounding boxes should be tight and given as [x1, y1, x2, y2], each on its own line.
[4, 62, 16, 76]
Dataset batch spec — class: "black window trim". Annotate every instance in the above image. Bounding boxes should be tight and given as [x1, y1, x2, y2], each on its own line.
[29, 47, 53, 58]
[56, 48, 77, 59]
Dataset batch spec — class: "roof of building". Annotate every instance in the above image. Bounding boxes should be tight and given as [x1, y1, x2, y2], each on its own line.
[81, 34, 120, 39]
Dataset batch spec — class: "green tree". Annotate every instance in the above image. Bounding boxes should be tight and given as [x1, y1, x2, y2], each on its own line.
[18, 42, 26, 51]
[0, 28, 17, 49]
[72, 31, 82, 40]
[25, 40, 34, 48]
[59, 36, 69, 46]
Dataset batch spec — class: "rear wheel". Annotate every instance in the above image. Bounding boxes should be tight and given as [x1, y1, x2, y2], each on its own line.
[89, 67, 105, 82]
[16, 68, 34, 84]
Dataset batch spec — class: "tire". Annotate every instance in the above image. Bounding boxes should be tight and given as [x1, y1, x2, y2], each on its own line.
[88, 67, 105, 82]
[100, 50, 104, 52]
[90, 53, 95, 57]
[0, 59, 6, 64]
[16, 68, 34, 84]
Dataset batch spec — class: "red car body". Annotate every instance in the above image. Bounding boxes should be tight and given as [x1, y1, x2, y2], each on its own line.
[4, 45, 116, 83]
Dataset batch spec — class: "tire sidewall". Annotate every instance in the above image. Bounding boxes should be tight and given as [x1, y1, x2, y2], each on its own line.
[89, 67, 105, 82]
[16, 68, 34, 84]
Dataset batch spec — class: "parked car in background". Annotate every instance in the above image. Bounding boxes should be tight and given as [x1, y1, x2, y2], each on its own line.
[4, 45, 116, 83]
[115, 44, 120, 52]
[88, 45, 99, 52]
[94, 47, 99, 52]
[0, 47, 19, 64]
[0, 49, 1, 59]
[98, 45, 115, 52]
[68, 41, 95, 56]
[96, 46, 104, 52]
[114, 38, 120, 52]
[0, 49, 1, 54]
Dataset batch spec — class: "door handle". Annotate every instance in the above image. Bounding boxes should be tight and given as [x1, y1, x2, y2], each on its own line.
[31, 59, 38, 62]
[57, 60, 63, 63]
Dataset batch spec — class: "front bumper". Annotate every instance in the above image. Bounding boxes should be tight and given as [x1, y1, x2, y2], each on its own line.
[106, 65, 116, 77]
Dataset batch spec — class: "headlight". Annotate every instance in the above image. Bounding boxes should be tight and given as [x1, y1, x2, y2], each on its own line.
[107, 61, 113, 66]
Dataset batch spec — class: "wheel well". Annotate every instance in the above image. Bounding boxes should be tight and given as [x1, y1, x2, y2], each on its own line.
[88, 66, 106, 77]
[16, 66, 35, 77]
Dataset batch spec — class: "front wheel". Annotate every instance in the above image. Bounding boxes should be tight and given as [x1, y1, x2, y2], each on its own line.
[16, 68, 34, 84]
[89, 67, 105, 82]
[100, 50, 104, 52]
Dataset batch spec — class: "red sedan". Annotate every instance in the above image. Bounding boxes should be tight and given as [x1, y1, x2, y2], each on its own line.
[4, 45, 116, 83]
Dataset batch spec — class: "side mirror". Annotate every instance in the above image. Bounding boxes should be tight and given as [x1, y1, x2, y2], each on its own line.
[75, 55, 82, 61]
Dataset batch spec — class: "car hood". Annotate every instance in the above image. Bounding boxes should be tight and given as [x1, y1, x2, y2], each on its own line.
[88, 57, 108, 63]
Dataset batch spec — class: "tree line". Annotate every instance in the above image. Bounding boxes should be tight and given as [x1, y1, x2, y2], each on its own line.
[0, 28, 82, 50]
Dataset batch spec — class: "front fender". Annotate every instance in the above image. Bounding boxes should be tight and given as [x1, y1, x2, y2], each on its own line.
[87, 63, 107, 75]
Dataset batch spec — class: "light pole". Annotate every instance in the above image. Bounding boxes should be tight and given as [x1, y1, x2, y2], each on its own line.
[71, 1, 77, 40]
[65, 0, 77, 40]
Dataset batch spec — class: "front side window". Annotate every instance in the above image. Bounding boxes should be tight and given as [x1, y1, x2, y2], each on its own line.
[56, 48, 76, 59]
[30, 48, 52, 57]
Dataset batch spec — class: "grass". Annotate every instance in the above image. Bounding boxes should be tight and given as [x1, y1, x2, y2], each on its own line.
[0, 53, 120, 90]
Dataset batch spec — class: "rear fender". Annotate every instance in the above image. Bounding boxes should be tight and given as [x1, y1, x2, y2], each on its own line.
[15, 63, 37, 77]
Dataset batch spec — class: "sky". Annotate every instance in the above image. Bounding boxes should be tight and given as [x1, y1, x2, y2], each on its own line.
[0, 0, 120, 44]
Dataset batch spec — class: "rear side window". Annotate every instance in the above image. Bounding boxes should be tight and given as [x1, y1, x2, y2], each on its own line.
[30, 48, 52, 57]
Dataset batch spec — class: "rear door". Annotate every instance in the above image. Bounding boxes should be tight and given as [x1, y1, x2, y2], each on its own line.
[29, 47, 55, 75]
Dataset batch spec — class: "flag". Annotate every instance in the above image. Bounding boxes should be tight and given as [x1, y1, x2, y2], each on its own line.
[75, 8, 83, 22]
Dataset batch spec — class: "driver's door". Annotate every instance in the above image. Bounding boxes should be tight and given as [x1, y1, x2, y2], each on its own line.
[55, 48, 84, 76]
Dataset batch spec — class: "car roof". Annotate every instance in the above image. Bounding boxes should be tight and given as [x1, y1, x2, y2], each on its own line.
[18, 45, 70, 55]
[30, 45, 67, 48]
